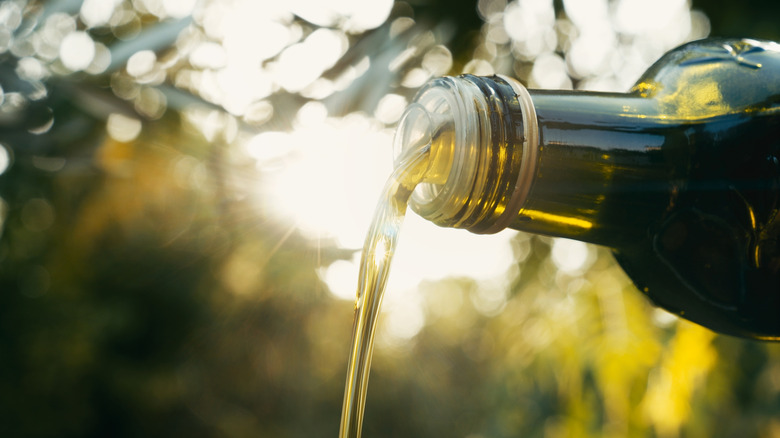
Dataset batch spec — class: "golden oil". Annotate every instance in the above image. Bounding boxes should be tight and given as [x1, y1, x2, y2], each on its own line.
[338, 128, 431, 437]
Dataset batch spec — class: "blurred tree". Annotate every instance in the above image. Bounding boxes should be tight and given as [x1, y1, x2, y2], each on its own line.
[694, 0, 780, 41]
[0, 1, 778, 438]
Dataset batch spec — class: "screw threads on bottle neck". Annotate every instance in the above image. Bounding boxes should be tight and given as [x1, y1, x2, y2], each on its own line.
[395, 75, 539, 234]
[478, 75, 539, 234]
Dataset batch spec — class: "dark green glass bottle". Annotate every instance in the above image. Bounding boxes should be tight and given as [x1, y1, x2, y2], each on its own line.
[394, 38, 780, 340]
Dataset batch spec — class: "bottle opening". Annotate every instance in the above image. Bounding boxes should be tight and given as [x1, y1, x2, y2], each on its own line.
[393, 75, 539, 234]
[393, 77, 484, 226]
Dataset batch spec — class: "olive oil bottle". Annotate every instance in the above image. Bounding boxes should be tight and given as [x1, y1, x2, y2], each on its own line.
[394, 38, 780, 340]
[340, 37, 779, 438]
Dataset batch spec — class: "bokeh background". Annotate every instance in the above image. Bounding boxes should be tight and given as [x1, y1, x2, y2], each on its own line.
[1, 0, 779, 437]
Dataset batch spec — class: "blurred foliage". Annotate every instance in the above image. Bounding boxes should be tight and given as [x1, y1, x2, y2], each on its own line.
[0, 0, 779, 438]
[693, 0, 780, 41]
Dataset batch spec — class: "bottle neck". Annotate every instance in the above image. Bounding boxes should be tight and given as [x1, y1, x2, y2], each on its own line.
[399, 39, 780, 244]
[401, 75, 681, 247]
[514, 89, 680, 246]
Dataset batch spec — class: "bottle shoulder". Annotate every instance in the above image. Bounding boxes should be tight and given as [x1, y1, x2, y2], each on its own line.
[632, 38, 780, 120]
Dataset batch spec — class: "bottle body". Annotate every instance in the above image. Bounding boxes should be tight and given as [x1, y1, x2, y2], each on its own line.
[395, 38, 780, 339]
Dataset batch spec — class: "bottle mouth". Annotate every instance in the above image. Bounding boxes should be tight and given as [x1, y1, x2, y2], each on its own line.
[392, 76, 485, 227]
[393, 75, 539, 234]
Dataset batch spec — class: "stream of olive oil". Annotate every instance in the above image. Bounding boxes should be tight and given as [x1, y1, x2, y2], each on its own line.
[338, 142, 431, 438]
